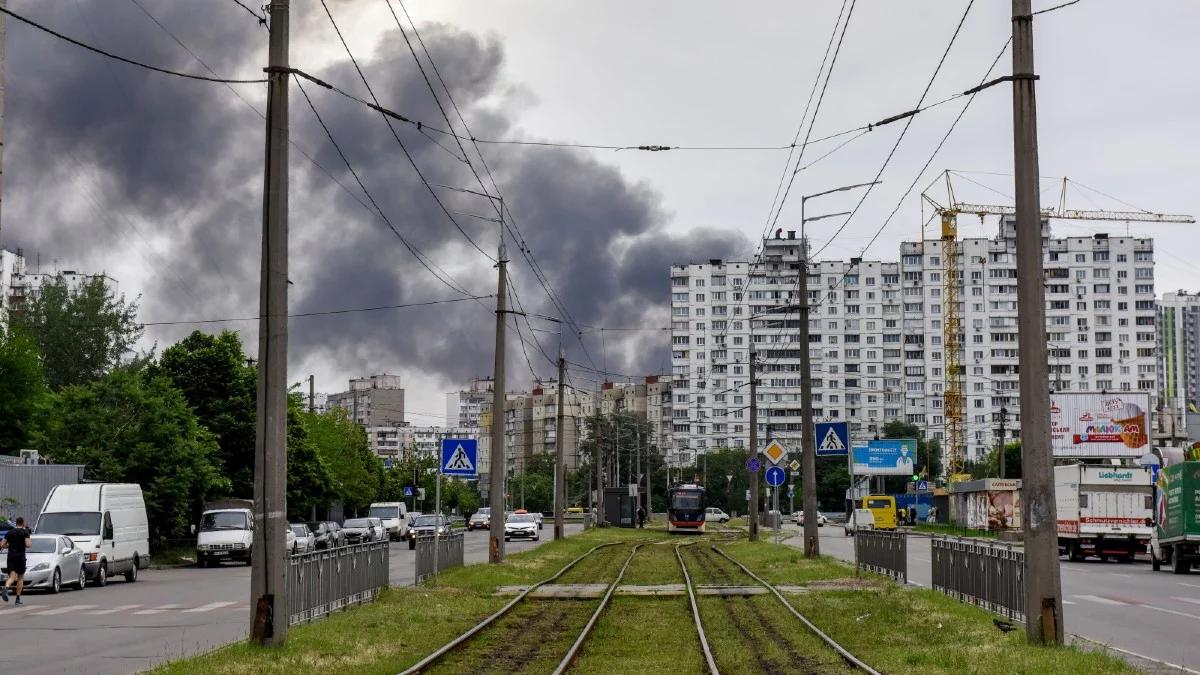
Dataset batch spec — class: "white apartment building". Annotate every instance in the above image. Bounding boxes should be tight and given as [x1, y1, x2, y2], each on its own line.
[365, 425, 477, 463]
[327, 374, 405, 427]
[1157, 290, 1200, 412]
[445, 378, 494, 428]
[670, 220, 1157, 468]
[1, 248, 118, 322]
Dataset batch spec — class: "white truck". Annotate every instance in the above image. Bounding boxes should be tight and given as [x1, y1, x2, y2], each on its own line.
[367, 502, 409, 542]
[1055, 464, 1153, 563]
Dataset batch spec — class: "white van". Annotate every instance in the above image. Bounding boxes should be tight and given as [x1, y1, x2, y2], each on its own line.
[195, 508, 254, 567]
[35, 484, 150, 586]
[368, 502, 409, 541]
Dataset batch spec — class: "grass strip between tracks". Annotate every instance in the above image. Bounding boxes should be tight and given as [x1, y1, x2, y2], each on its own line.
[153, 525, 1135, 674]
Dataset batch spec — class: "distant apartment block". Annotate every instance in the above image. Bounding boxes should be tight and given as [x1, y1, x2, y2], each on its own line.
[326, 374, 405, 427]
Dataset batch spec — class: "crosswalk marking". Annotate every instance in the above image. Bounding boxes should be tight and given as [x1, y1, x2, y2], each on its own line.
[134, 604, 184, 615]
[183, 601, 239, 613]
[0, 604, 37, 615]
[30, 604, 96, 616]
[89, 604, 141, 615]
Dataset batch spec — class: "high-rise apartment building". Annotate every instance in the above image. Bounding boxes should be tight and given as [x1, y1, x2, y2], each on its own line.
[326, 374, 405, 427]
[670, 220, 1157, 468]
[1, 248, 118, 322]
[1158, 291, 1200, 411]
[445, 378, 494, 428]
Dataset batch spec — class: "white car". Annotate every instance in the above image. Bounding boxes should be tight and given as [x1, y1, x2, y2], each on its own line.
[704, 507, 731, 523]
[844, 509, 876, 536]
[504, 513, 540, 541]
[792, 511, 827, 527]
[2, 535, 87, 593]
[288, 524, 315, 554]
[195, 508, 254, 567]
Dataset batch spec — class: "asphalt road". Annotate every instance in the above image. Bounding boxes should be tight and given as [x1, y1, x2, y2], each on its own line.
[0, 523, 582, 675]
[796, 525, 1200, 673]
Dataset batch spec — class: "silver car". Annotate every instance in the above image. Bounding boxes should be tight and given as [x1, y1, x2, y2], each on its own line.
[288, 524, 315, 554]
[0, 535, 86, 593]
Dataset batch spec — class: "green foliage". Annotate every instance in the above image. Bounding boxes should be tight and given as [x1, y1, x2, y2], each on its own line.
[11, 276, 142, 390]
[968, 441, 1022, 480]
[33, 370, 229, 540]
[285, 394, 335, 521]
[302, 407, 382, 515]
[0, 328, 49, 453]
[149, 330, 256, 495]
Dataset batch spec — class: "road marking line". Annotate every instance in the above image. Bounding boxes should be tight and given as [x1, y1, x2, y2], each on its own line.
[1178, 598, 1200, 607]
[1073, 594, 1127, 606]
[0, 604, 38, 615]
[183, 601, 239, 613]
[29, 604, 96, 616]
[1139, 604, 1200, 621]
[1062, 600, 1076, 605]
[1073, 637, 1200, 675]
[89, 604, 141, 615]
[1179, 582, 1200, 590]
[134, 604, 185, 615]
[913, 557, 931, 563]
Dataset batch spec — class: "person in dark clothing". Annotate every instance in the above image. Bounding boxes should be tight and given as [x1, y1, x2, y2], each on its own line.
[2, 516, 32, 605]
[636, 506, 646, 528]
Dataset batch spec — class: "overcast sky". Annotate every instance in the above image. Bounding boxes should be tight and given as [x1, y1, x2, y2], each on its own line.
[2, 0, 1196, 425]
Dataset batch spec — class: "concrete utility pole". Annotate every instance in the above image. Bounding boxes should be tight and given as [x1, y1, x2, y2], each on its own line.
[251, 0, 289, 647]
[0, 0, 6, 246]
[997, 406, 1008, 479]
[798, 235, 819, 557]
[554, 354, 566, 540]
[308, 374, 315, 414]
[488, 231, 508, 563]
[595, 408, 604, 525]
[748, 345, 759, 541]
[1011, 0, 1064, 645]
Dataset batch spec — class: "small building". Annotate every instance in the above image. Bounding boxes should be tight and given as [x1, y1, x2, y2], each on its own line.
[948, 478, 1023, 531]
[0, 457, 86, 524]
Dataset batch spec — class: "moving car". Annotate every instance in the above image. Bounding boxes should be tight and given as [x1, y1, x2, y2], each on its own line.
[342, 518, 379, 544]
[289, 524, 315, 554]
[0, 534, 86, 593]
[35, 483, 149, 586]
[704, 507, 731, 523]
[513, 509, 544, 530]
[408, 514, 452, 550]
[792, 511, 827, 527]
[467, 508, 491, 531]
[368, 502, 410, 542]
[844, 509, 876, 536]
[504, 513, 540, 541]
[195, 508, 254, 567]
[1151, 461, 1199, 574]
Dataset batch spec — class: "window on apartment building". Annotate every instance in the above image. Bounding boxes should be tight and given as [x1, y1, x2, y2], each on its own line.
[695, 279, 705, 287]
[1075, 254, 1086, 262]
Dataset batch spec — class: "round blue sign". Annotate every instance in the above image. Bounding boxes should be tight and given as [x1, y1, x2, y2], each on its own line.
[766, 466, 786, 487]
[746, 456, 762, 473]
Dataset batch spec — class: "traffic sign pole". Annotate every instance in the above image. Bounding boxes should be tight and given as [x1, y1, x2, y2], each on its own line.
[433, 467, 441, 585]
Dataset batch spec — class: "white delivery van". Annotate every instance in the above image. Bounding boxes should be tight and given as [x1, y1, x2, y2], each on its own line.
[1054, 464, 1153, 563]
[35, 483, 150, 586]
[195, 508, 254, 567]
[368, 502, 409, 541]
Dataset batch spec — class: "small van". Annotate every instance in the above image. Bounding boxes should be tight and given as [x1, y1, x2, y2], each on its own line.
[196, 508, 254, 567]
[860, 495, 897, 530]
[35, 483, 150, 586]
[705, 507, 731, 523]
[368, 502, 409, 541]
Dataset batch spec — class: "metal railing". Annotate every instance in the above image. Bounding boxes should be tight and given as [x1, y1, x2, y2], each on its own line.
[415, 531, 464, 583]
[287, 540, 389, 625]
[931, 536, 1024, 622]
[854, 529, 908, 583]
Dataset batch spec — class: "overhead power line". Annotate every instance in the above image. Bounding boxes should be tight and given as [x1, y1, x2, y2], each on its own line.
[0, 5, 265, 84]
[231, 0, 268, 26]
[140, 295, 492, 326]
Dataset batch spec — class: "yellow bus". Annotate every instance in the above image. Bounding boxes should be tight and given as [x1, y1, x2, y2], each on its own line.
[860, 495, 897, 530]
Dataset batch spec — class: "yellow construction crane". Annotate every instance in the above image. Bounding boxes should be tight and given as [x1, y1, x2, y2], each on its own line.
[922, 170, 1195, 483]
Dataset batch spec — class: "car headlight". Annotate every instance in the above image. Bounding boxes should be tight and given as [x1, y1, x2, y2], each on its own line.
[30, 562, 50, 572]
[234, 542, 247, 549]
[85, 552, 99, 562]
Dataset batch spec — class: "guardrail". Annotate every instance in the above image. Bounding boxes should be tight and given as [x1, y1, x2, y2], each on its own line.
[854, 529, 907, 583]
[287, 540, 389, 625]
[931, 536, 1024, 622]
[415, 531, 465, 583]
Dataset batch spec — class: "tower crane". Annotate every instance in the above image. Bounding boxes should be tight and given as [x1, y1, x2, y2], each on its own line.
[921, 170, 1194, 483]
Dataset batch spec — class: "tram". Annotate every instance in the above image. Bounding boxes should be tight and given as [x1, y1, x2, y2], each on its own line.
[668, 483, 706, 533]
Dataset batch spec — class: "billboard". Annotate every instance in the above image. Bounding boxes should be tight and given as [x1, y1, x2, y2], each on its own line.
[851, 439, 917, 476]
[1050, 392, 1150, 458]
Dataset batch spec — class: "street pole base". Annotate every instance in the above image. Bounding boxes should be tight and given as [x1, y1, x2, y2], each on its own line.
[251, 594, 274, 643]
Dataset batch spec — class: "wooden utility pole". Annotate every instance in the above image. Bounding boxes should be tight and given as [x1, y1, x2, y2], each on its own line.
[748, 345, 759, 541]
[554, 354, 566, 540]
[488, 232, 508, 563]
[1011, 0, 1063, 645]
[251, 0, 289, 647]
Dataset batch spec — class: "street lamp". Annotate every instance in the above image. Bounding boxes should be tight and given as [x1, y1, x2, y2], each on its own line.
[795, 180, 880, 558]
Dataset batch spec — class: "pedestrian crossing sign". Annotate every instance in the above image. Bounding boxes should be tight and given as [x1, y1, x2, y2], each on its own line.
[815, 421, 849, 457]
[441, 438, 478, 477]
[764, 440, 786, 465]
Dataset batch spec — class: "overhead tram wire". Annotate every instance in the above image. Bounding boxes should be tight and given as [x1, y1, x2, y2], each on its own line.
[317, 0, 496, 263]
[231, 0, 268, 26]
[810, 0, 976, 260]
[139, 295, 491, 327]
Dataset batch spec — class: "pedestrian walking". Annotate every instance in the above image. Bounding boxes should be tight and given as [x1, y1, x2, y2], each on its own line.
[1, 516, 32, 606]
[636, 505, 646, 528]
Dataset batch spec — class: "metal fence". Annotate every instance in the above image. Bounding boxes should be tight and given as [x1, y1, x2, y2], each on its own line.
[931, 536, 1024, 622]
[854, 529, 908, 583]
[415, 531, 464, 583]
[287, 540, 389, 625]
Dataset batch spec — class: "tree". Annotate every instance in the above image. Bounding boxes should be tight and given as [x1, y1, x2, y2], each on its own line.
[33, 370, 229, 541]
[970, 441, 1022, 480]
[11, 276, 142, 390]
[149, 331, 256, 495]
[0, 329, 48, 453]
[285, 394, 335, 521]
[302, 408, 382, 516]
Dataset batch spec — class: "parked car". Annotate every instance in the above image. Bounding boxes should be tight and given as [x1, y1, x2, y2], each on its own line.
[0, 534, 86, 593]
[792, 511, 827, 527]
[408, 514, 452, 550]
[289, 524, 315, 554]
[844, 508, 876, 536]
[325, 521, 345, 548]
[342, 518, 379, 544]
[35, 483, 149, 586]
[368, 502, 410, 542]
[467, 508, 491, 531]
[704, 507, 731, 523]
[306, 522, 333, 550]
[195, 508, 253, 567]
[504, 513, 540, 542]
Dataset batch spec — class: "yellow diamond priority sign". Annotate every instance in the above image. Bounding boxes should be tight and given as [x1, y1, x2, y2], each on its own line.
[789, 459, 801, 472]
[763, 440, 786, 465]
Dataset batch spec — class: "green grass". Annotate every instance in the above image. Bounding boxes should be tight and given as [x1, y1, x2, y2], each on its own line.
[571, 596, 703, 674]
[619, 540, 684, 585]
[914, 523, 1001, 539]
[151, 546, 196, 568]
[698, 594, 852, 674]
[717, 539, 860, 586]
[425, 599, 596, 675]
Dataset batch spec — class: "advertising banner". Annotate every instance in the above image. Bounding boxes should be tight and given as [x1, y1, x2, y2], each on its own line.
[1050, 392, 1150, 458]
[850, 439, 916, 475]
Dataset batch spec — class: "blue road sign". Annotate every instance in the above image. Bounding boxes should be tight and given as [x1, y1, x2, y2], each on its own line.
[383, 458, 394, 469]
[766, 466, 786, 487]
[814, 421, 850, 456]
[916, 480, 929, 491]
[746, 456, 762, 473]
[787, 486, 795, 499]
[403, 485, 414, 497]
[441, 438, 478, 477]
